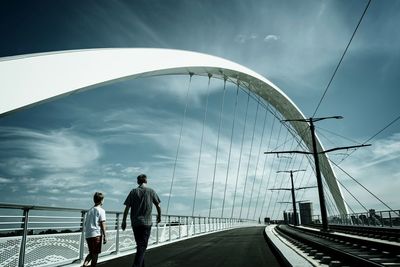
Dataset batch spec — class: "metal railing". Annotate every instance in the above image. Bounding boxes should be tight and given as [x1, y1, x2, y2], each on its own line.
[309, 209, 400, 228]
[0, 203, 255, 267]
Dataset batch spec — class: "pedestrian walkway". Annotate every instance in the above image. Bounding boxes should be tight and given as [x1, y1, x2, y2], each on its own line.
[100, 226, 281, 267]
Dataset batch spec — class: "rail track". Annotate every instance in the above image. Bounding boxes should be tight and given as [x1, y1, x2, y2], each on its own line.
[305, 224, 400, 242]
[276, 224, 400, 266]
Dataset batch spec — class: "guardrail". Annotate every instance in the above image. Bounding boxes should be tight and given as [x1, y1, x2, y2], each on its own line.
[325, 209, 400, 227]
[0, 203, 255, 267]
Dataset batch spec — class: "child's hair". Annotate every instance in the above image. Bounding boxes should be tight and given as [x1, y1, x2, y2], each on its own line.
[93, 192, 104, 205]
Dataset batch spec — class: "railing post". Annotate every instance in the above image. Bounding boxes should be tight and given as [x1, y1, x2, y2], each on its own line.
[115, 213, 120, 254]
[178, 216, 181, 239]
[186, 217, 189, 237]
[156, 215, 159, 244]
[168, 216, 171, 241]
[18, 208, 29, 267]
[199, 217, 202, 233]
[389, 211, 393, 227]
[193, 217, 196, 235]
[79, 210, 86, 263]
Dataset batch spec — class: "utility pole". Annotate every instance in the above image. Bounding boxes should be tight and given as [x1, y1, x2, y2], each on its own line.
[271, 169, 316, 226]
[265, 116, 370, 232]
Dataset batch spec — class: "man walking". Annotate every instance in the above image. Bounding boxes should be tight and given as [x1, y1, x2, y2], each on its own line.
[122, 174, 161, 267]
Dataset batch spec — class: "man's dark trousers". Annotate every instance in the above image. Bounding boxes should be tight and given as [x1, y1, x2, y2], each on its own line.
[132, 225, 152, 267]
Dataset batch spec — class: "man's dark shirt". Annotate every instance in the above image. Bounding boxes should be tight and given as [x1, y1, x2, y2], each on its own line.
[124, 185, 161, 227]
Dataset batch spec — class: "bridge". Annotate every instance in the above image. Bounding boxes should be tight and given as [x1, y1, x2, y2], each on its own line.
[0, 49, 399, 267]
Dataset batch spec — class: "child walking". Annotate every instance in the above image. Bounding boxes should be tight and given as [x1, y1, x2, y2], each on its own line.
[83, 192, 107, 267]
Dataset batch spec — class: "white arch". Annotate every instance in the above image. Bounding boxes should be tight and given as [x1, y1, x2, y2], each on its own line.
[0, 48, 347, 215]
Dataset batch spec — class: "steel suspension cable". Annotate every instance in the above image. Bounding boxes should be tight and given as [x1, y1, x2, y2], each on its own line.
[277, 151, 299, 214]
[221, 83, 240, 217]
[209, 79, 227, 217]
[338, 113, 400, 164]
[330, 159, 400, 216]
[230, 90, 250, 219]
[275, 144, 297, 214]
[323, 182, 340, 216]
[191, 75, 212, 217]
[239, 96, 260, 219]
[317, 158, 365, 215]
[250, 107, 270, 218]
[334, 175, 368, 213]
[297, 171, 314, 206]
[264, 123, 284, 218]
[312, 159, 364, 216]
[166, 74, 193, 215]
[283, 155, 307, 211]
[315, 160, 359, 214]
[313, 0, 372, 117]
[255, 115, 276, 219]
[270, 129, 291, 219]
[247, 106, 268, 219]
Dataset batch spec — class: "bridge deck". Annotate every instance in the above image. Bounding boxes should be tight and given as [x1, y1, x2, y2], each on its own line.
[100, 226, 281, 267]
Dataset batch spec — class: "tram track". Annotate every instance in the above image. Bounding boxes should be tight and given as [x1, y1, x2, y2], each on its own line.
[276, 224, 400, 266]
[305, 224, 400, 243]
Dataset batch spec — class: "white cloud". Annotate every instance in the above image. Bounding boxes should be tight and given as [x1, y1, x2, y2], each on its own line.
[0, 127, 100, 172]
[234, 33, 259, 44]
[0, 177, 12, 183]
[333, 133, 400, 212]
[264, 34, 279, 42]
[355, 133, 400, 169]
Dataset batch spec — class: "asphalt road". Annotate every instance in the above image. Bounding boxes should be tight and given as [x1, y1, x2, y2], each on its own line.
[100, 226, 281, 267]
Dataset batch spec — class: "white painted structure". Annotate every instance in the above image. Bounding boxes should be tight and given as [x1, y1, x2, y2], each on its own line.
[0, 48, 347, 214]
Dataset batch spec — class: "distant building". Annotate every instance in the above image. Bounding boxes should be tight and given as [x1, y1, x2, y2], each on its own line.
[299, 202, 313, 225]
[283, 211, 299, 225]
[283, 211, 289, 224]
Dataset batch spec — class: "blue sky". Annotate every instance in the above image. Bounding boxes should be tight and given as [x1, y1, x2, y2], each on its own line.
[0, 0, 399, 219]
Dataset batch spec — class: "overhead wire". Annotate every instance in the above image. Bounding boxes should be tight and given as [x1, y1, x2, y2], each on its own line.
[330, 159, 400, 216]
[312, 0, 372, 117]
[338, 114, 400, 164]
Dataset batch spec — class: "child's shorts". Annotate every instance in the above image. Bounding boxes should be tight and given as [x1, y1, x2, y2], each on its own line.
[86, 236, 102, 254]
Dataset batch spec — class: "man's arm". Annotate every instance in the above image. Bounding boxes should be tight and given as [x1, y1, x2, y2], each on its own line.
[121, 205, 129, 231]
[100, 221, 107, 244]
[156, 204, 161, 224]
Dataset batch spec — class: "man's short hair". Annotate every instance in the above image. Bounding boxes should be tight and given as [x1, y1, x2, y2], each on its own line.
[93, 192, 104, 204]
[137, 174, 147, 184]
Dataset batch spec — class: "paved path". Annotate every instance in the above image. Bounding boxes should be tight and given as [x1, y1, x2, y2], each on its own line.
[100, 226, 281, 267]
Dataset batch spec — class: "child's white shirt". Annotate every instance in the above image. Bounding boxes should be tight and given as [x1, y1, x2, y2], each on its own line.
[84, 206, 106, 238]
